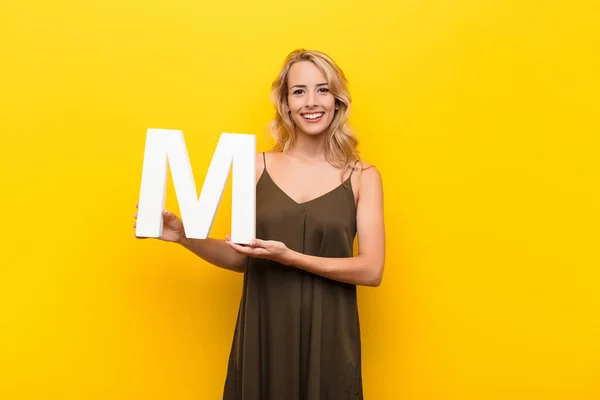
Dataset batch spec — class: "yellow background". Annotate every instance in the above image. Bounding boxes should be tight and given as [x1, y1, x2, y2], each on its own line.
[1, 0, 599, 399]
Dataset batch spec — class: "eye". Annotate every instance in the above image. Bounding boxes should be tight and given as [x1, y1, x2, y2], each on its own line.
[292, 89, 304, 95]
[318, 87, 330, 93]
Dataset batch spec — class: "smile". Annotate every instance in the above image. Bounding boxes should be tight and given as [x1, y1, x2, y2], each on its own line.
[301, 112, 325, 122]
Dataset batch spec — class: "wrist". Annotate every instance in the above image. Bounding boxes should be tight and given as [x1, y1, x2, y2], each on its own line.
[282, 248, 300, 267]
[177, 234, 190, 247]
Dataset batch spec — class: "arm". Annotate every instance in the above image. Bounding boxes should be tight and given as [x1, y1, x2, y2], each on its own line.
[178, 235, 247, 273]
[226, 165, 386, 286]
[176, 152, 267, 273]
[286, 166, 385, 286]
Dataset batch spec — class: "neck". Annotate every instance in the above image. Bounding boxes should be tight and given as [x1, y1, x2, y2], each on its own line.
[286, 130, 327, 161]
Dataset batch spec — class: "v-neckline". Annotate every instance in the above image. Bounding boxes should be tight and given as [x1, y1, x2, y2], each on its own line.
[261, 170, 352, 206]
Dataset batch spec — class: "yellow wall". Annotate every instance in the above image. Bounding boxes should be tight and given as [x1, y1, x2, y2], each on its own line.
[1, 0, 599, 399]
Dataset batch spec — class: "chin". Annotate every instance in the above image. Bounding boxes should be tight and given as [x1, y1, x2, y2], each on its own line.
[295, 117, 334, 137]
[302, 127, 328, 136]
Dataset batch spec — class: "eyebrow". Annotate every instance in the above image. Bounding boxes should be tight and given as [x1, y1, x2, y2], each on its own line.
[290, 82, 329, 89]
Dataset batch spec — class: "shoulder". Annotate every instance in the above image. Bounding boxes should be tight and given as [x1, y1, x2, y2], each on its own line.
[255, 152, 265, 166]
[356, 161, 378, 174]
[256, 151, 280, 166]
[255, 151, 280, 183]
[350, 161, 383, 201]
[255, 153, 265, 183]
[350, 160, 382, 183]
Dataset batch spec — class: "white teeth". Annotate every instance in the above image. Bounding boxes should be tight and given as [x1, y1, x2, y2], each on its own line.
[303, 113, 324, 120]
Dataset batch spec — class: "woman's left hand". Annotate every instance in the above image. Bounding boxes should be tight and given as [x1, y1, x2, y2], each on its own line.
[225, 235, 293, 265]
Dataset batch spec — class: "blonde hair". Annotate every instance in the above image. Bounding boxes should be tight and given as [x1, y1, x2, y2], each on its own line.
[269, 49, 360, 170]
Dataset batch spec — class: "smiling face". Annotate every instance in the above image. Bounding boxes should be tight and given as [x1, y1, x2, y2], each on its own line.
[286, 60, 337, 137]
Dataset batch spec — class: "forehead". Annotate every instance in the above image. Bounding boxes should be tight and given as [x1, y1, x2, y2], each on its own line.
[287, 61, 327, 86]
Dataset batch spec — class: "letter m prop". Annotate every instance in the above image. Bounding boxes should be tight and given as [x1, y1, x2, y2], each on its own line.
[135, 129, 256, 244]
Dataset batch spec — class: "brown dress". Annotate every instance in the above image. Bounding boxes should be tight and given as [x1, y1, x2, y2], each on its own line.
[223, 153, 363, 400]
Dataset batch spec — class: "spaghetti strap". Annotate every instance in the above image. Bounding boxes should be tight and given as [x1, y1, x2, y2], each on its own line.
[348, 159, 360, 179]
[262, 152, 267, 171]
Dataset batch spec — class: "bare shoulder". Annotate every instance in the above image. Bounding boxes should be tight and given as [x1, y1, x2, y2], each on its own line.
[358, 161, 378, 174]
[255, 151, 282, 182]
[351, 161, 383, 201]
[255, 152, 266, 183]
[353, 161, 382, 183]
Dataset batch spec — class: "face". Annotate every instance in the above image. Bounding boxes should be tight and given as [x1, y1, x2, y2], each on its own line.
[286, 61, 337, 137]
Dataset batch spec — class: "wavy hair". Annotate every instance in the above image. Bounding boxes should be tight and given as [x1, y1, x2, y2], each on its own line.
[269, 49, 361, 171]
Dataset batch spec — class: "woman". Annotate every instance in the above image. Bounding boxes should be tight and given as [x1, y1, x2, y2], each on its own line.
[134, 49, 385, 399]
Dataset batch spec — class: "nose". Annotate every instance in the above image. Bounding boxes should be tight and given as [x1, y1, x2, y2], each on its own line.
[306, 91, 317, 108]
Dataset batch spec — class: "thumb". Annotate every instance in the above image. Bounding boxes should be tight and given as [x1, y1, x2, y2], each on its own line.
[162, 209, 180, 223]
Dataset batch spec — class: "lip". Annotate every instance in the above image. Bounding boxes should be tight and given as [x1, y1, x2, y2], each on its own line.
[300, 112, 325, 123]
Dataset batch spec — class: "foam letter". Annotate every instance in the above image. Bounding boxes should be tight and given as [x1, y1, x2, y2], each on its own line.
[135, 129, 256, 244]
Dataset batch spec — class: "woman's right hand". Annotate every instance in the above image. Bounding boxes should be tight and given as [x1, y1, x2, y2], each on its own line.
[133, 204, 186, 244]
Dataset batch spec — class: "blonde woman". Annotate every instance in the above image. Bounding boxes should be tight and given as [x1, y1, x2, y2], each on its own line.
[134, 49, 385, 399]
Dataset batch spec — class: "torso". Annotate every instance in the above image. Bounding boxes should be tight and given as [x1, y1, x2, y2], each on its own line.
[256, 151, 360, 206]
[223, 151, 365, 399]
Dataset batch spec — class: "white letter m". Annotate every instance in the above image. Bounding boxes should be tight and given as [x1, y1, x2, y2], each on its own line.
[135, 129, 256, 244]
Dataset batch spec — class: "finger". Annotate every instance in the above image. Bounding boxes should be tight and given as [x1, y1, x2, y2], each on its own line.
[229, 242, 260, 255]
[251, 238, 268, 248]
[227, 241, 250, 254]
[228, 242, 245, 251]
[230, 242, 270, 257]
[162, 209, 176, 220]
[134, 212, 137, 219]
